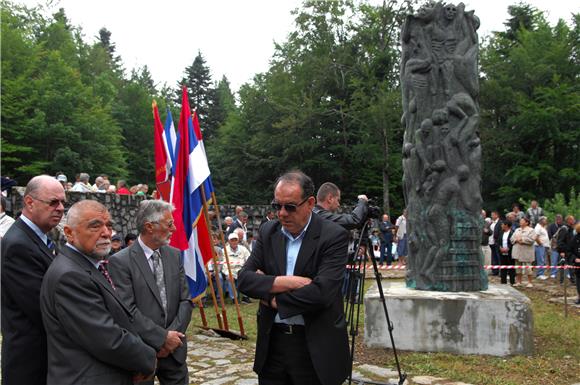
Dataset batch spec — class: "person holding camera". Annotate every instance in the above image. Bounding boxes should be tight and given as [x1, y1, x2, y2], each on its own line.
[312, 182, 369, 230]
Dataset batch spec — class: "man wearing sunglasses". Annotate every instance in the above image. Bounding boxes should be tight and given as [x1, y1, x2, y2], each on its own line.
[238, 170, 350, 385]
[1, 175, 65, 385]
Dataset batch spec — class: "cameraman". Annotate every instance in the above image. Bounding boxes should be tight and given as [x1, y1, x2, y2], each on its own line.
[313, 182, 369, 230]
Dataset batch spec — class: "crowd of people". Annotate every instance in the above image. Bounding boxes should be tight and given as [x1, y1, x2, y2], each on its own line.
[54, 171, 153, 197]
[480, 202, 580, 304]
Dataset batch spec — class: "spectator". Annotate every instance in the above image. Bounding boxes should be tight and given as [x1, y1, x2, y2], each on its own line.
[379, 214, 394, 266]
[223, 216, 233, 233]
[396, 209, 408, 265]
[0, 195, 15, 237]
[109, 233, 123, 255]
[227, 211, 248, 240]
[92, 176, 105, 191]
[526, 200, 544, 227]
[56, 173, 68, 189]
[481, 210, 492, 270]
[556, 215, 577, 284]
[512, 204, 525, 222]
[70, 172, 94, 192]
[498, 220, 516, 285]
[489, 210, 502, 276]
[117, 180, 131, 195]
[124, 233, 137, 247]
[568, 223, 580, 305]
[107, 184, 117, 193]
[534, 216, 550, 280]
[232, 205, 244, 222]
[224, 232, 251, 304]
[511, 217, 536, 287]
[129, 185, 140, 195]
[98, 179, 110, 192]
[547, 214, 564, 278]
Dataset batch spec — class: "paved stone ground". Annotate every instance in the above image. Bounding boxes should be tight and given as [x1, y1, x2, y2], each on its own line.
[187, 329, 473, 385]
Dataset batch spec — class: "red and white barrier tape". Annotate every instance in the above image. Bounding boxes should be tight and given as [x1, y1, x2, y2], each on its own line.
[212, 261, 579, 270]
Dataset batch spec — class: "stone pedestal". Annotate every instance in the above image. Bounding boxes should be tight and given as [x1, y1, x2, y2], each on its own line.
[364, 281, 533, 356]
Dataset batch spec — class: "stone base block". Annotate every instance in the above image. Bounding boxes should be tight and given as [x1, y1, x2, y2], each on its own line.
[364, 282, 533, 356]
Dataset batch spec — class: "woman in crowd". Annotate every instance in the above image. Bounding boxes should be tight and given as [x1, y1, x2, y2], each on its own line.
[511, 217, 536, 287]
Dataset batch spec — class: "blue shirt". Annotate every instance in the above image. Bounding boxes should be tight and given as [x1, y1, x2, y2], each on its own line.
[274, 214, 312, 325]
[20, 214, 49, 246]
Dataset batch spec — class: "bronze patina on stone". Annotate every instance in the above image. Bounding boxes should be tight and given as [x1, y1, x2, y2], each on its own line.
[400, 2, 487, 291]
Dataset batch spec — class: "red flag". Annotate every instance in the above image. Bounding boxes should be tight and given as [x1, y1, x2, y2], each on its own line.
[152, 101, 171, 201]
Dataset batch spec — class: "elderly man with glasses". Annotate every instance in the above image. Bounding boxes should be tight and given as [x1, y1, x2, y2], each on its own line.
[238, 170, 350, 385]
[1, 175, 65, 385]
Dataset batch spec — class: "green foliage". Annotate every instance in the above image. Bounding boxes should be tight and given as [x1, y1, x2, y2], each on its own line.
[480, 4, 580, 211]
[520, 187, 580, 221]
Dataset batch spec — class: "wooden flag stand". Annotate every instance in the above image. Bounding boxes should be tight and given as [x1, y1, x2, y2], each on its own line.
[192, 185, 247, 340]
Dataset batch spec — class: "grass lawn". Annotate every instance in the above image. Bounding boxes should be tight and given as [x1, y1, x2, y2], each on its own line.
[189, 279, 580, 385]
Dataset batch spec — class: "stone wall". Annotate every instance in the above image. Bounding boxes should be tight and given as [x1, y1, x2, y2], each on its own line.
[8, 187, 273, 238]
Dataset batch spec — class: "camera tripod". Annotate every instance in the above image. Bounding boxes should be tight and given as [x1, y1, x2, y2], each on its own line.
[344, 220, 406, 385]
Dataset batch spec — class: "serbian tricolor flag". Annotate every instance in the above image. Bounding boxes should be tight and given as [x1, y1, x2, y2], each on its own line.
[170, 86, 214, 299]
[153, 101, 172, 201]
[192, 110, 215, 203]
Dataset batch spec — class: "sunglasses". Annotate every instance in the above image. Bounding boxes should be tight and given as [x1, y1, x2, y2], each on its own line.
[30, 196, 66, 208]
[271, 197, 309, 212]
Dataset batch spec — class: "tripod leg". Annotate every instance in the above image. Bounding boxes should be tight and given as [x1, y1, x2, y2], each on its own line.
[368, 255, 407, 385]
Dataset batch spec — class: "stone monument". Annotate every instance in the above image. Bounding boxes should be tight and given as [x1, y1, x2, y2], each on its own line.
[365, 3, 534, 356]
[400, 1, 487, 291]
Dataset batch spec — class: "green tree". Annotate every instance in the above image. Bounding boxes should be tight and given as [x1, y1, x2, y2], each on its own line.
[480, 5, 580, 210]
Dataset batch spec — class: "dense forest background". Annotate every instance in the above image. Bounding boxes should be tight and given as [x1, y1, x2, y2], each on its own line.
[1, 0, 578, 215]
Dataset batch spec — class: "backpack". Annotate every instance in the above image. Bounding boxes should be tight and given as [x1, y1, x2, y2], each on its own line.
[550, 225, 567, 250]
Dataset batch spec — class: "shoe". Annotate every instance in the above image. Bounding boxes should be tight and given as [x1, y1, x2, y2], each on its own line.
[575, 299, 580, 305]
[538, 275, 548, 280]
[526, 283, 533, 288]
[513, 283, 521, 287]
[550, 274, 556, 279]
[242, 297, 252, 304]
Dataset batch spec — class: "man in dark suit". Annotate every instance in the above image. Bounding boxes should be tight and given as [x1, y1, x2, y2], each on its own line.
[238, 171, 350, 385]
[40, 200, 157, 385]
[109, 199, 192, 384]
[1, 175, 65, 385]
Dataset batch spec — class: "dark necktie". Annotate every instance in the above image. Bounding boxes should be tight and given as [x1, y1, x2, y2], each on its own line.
[98, 260, 116, 290]
[152, 250, 167, 314]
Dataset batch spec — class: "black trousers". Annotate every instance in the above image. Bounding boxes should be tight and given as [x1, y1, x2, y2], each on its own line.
[259, 325, 322, 385]
[500, 253, 515, 284]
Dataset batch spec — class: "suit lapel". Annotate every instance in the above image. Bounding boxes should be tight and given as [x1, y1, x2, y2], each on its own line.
[15, 219, 55, 261]
[293, 214, 321, 275]
[130, 243, 164, 308]
[60, 246, 133, 315]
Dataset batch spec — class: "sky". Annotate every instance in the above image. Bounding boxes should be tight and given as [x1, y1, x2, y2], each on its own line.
[14, 0, 578, 92]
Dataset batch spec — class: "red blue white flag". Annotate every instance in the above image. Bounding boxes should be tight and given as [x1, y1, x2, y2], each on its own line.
[192, 110, 215, 203]
[153, 101, 171, 201]
[170, 86, 214, 299]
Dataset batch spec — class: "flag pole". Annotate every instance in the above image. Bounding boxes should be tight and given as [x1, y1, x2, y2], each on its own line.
[195, 299, 208, 328]
[203, 264, 223, 329]
[210, 191, 246, 337]
[199, 185, 230, 331]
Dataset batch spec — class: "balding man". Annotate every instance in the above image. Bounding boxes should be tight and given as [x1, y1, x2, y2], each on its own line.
[1, 175, 65, 385]
[40, 200, 156, 385]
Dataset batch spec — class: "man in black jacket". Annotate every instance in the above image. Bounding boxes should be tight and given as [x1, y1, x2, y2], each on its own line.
[556, 215, 577, 284]
[312, 182, 368, 230]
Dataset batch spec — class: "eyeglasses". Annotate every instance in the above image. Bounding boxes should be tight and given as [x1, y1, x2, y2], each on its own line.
[30, 196, 66, 208]
[271, 197, 309, 212]
[151, 220, 175, 228]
